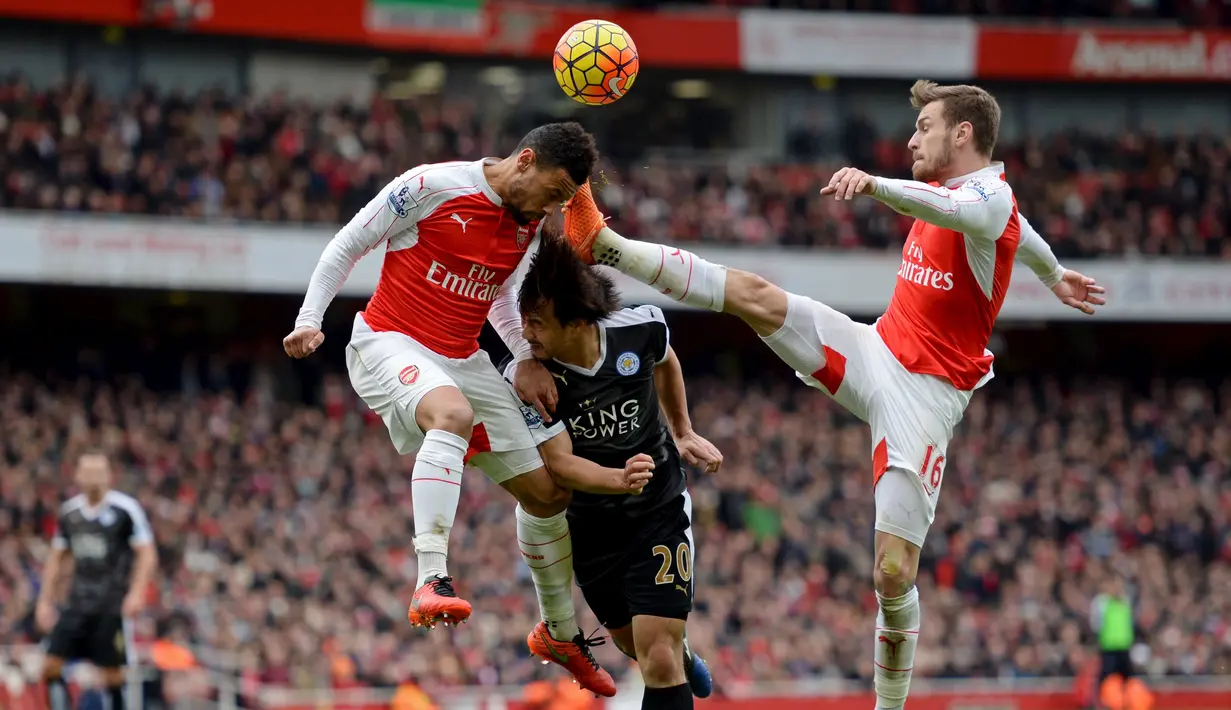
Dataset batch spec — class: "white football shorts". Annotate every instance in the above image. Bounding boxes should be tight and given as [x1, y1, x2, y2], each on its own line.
[761, 292, 976, 547]
[345, 313, 544, 484]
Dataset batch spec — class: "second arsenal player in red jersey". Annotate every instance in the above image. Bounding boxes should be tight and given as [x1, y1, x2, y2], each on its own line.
[559, 83, 1107, 709]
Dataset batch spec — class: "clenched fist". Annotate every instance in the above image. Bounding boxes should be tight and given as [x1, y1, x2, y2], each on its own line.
[621, 453, 655, 495]
[283, 326, 325, 359]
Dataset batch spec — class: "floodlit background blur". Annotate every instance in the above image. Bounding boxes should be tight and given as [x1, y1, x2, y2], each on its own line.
[0, 1, 1229, 709]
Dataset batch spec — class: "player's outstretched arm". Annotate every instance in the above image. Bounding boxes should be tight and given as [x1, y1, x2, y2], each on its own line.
[1015, 213, 1067, 287]
[285, 174, 421, 358]
[654, 346, 723, 474]
[1017, 214, 1106, 315]
[538, 431, 653, 495]
[822, 167, 1013, 241]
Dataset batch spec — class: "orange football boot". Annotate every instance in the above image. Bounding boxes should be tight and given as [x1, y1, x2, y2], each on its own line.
[526, 621, 617, 697]
[407, 575, 472, 628]
[561, 181, 606, 266]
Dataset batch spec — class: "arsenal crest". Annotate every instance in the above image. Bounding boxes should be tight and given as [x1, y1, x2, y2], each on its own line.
[516, 225, 531, 251]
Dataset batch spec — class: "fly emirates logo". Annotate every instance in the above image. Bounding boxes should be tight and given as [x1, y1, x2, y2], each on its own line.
[897, 241, 955, 292]
[425, 261, 502, 302]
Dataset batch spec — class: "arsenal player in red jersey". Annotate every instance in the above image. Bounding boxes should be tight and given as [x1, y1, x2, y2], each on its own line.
[560, 83, 1107, 709]
[283, 123, 615, 696]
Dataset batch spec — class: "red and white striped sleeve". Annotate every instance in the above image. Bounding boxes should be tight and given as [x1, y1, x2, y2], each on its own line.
[1015, 213, 1067, 288]
[872, 174, 1014, 242]
[295, 169, 426, 330]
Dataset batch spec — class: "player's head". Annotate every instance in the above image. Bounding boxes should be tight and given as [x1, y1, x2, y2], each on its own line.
[505, 122, 598, 225]
[75, 451, 112, 501]
[907, 80, 1001, 183]
[518, 235, 620, 360]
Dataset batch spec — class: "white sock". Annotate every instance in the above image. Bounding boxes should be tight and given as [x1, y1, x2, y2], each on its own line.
[593, 226, 726, 311]
[516, 504, 579, 642]
[412, 429, 467, 587]
[874, 586, 920, 710]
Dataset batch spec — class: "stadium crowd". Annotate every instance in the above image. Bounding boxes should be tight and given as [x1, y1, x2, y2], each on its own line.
[2, 75, 1230, 257]
[0, 353, 1228, 694]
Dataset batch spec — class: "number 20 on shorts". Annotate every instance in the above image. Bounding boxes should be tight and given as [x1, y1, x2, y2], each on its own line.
[652, 543, 692, 585]
[919, 444, 945, 494]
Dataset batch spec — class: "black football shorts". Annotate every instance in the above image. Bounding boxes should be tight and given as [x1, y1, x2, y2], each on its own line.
[569, 493, 694, 630]
[46, 610, 128, 668]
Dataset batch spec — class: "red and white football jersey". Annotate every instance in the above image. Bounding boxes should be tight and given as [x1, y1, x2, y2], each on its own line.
[872, 163, 1021, 391]
[297, 160, 541, 359]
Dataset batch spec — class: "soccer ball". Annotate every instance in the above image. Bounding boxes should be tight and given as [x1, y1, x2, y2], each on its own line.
[553, 19, 639, 106]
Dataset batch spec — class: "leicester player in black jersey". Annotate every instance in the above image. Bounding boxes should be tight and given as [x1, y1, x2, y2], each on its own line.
[504, 237, 722, 710]
[36, 452, 157, 710]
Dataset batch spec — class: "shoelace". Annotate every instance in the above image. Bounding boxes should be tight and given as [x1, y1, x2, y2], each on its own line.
[430, 575, 458, 598]
[571, 628, 608, 670]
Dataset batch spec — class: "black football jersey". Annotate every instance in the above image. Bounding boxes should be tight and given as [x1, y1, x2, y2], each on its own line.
[504, 305, 685, 519]
[52, 490, 153, 614]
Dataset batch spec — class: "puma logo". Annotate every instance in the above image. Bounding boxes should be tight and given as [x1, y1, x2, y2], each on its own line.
[550, 371, 568, 385]
[608, 76, 625, 98]
[675, 584, 689, 595]
[878, 635, 906, 658]
[417, 175, 426, 192]
[450, 213, 473, 232]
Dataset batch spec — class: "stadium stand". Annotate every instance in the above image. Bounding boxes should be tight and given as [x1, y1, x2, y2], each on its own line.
[1, 327, 1227, 695]
[2, 2, 1231, 708]
[2, 76, 1228, 256]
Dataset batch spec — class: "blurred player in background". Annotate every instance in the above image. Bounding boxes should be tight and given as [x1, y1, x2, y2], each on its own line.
[37, 452, 157, 710]
[506, 237, 720, 708]
[560, 81, 1106, 710]
[283, 122, 616, 696]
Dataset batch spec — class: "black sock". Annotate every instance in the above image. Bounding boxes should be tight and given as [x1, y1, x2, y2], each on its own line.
[45, 676, 70, 710]
[642, 682, 692, 710]
[108, 685, 125, 710]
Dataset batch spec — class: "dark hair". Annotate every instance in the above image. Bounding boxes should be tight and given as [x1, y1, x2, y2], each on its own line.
[515, 122, 599, 187]
[519, 235, 620, 325]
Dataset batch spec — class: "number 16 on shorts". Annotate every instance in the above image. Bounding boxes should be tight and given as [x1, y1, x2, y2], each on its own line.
[919, 444, 945, 497]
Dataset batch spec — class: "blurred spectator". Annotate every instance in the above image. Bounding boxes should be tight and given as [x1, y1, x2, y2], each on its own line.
[3, 76, 1230, 257]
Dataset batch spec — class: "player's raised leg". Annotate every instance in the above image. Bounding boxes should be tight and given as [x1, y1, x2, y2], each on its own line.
[561, 182, 788, 337]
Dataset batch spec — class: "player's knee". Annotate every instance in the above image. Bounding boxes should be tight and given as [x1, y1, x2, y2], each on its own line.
[99, 667, 125, 687]
[416, 389, 474, 438]
[874, 535, 918, 597]
[43, 656, 64, 680]
[506, 467, 570, 517]
[726, 270, 788, 337]
[608, 626, 637, 661]
[638, 635, 685, 687]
